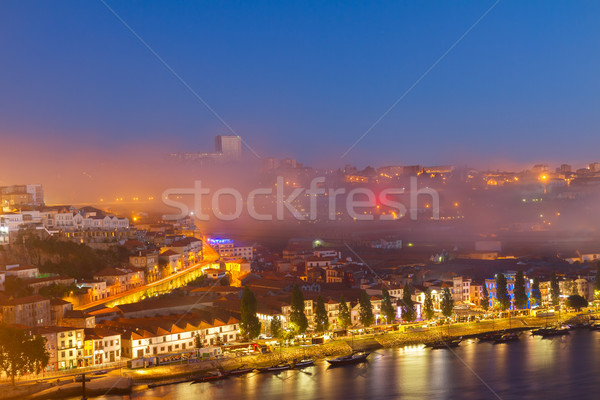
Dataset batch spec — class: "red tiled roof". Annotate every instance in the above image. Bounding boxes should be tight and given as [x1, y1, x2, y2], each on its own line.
[94, 267, 128, 277]
[0, 295, 49, 306]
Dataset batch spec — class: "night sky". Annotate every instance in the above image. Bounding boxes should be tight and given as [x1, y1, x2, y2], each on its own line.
[1, 1, 599, 168]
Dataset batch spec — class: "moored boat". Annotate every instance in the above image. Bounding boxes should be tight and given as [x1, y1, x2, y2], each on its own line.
[531, 327, 554, 336]
[430, 338, 462, 349]
[478, 332, 501, 342]
[293, 359, 315, 368]
[327, 352, 370, 366]
[539, 327, 570, 337]
[191, 370, 228, 384]
[258, 363, 292, 372]
[494, 332, 520, 343]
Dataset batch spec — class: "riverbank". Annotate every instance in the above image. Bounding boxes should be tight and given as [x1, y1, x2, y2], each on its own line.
[4, 312, 583, 400]
[378, 314, 577, 347]
[116, 327, 600, 400]
[127, 313, 580, 385]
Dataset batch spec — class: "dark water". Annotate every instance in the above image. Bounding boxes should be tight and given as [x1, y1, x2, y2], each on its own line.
[91, 330, 600, 400]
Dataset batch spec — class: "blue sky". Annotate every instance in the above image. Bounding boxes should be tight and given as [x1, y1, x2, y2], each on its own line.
[1, 0, 599, 168]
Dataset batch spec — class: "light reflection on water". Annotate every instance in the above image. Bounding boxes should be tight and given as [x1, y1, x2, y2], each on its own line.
[79, 331, 600, 400]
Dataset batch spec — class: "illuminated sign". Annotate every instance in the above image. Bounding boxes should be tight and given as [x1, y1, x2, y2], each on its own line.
[207, 238, 233, 245]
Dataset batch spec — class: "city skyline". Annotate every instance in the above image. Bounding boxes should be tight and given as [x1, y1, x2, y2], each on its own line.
[3, 2, 600, 398]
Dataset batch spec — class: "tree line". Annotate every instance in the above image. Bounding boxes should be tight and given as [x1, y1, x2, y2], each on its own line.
[481, 270, 589, 313]
[239, 283, 458, 341]
[239, 267, 599, 342]
[237, 264, 600, 343]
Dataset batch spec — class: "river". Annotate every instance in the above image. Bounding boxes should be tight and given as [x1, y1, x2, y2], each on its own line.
[76, 329, 600, 400]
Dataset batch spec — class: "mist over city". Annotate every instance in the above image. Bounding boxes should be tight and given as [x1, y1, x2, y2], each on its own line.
[1, 1, 600, 400]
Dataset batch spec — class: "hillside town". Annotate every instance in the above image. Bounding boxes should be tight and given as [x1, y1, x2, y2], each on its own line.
[2, 178, 600, 380]
[4, 3, 598, 398]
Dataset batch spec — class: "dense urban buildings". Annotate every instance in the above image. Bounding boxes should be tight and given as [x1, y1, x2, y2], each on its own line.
[2, 2, 599, 397]
[2, 174, 600, 378]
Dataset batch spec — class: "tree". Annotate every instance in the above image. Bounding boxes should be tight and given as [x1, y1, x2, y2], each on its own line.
[496, 273, 510, 311]
[39, 283, 83, 299]
[337, 295, 351, 329]
[566, 295, 588, 312]
[159, 260, 172, 279]
[481, 283, 490, 311]
[314, 295, 329, 333]
[0, 325, 48, 385]
[550, 272, 560, 307]
[401, 284, 416, 322]
[531, 278, 541, 307]
[24, 335, 49, 376]
[381, 288, 396, 324]
[424, 289, 435, 320]
[441, 288, 454, 318]
[567, 294, 588, 312]
[358, 290, 375, 327]
[270, 316, 283, 339]
[513, 270, 527, 309]
[193, 333, 203, 349]
[289, 284, 308, 334]
[283, 330, 295, 345]
[240, 287, 261, 340]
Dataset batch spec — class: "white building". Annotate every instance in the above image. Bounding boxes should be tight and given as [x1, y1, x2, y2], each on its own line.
[215, 135, 242, 161]
[103, 312, 240, 360]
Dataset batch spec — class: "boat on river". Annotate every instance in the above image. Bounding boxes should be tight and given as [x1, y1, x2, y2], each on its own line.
[477, 332, 501, 342]
[429, 337, 462, 349]
[537, 327, 570, 337]
[258, 363, 292, 372]
[228, 366, 255, 375]
[191, 370, 228, 384]
[293, 359, 315, 368]
[327, 352, 371, 366]
[494, 332, 520, 343]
